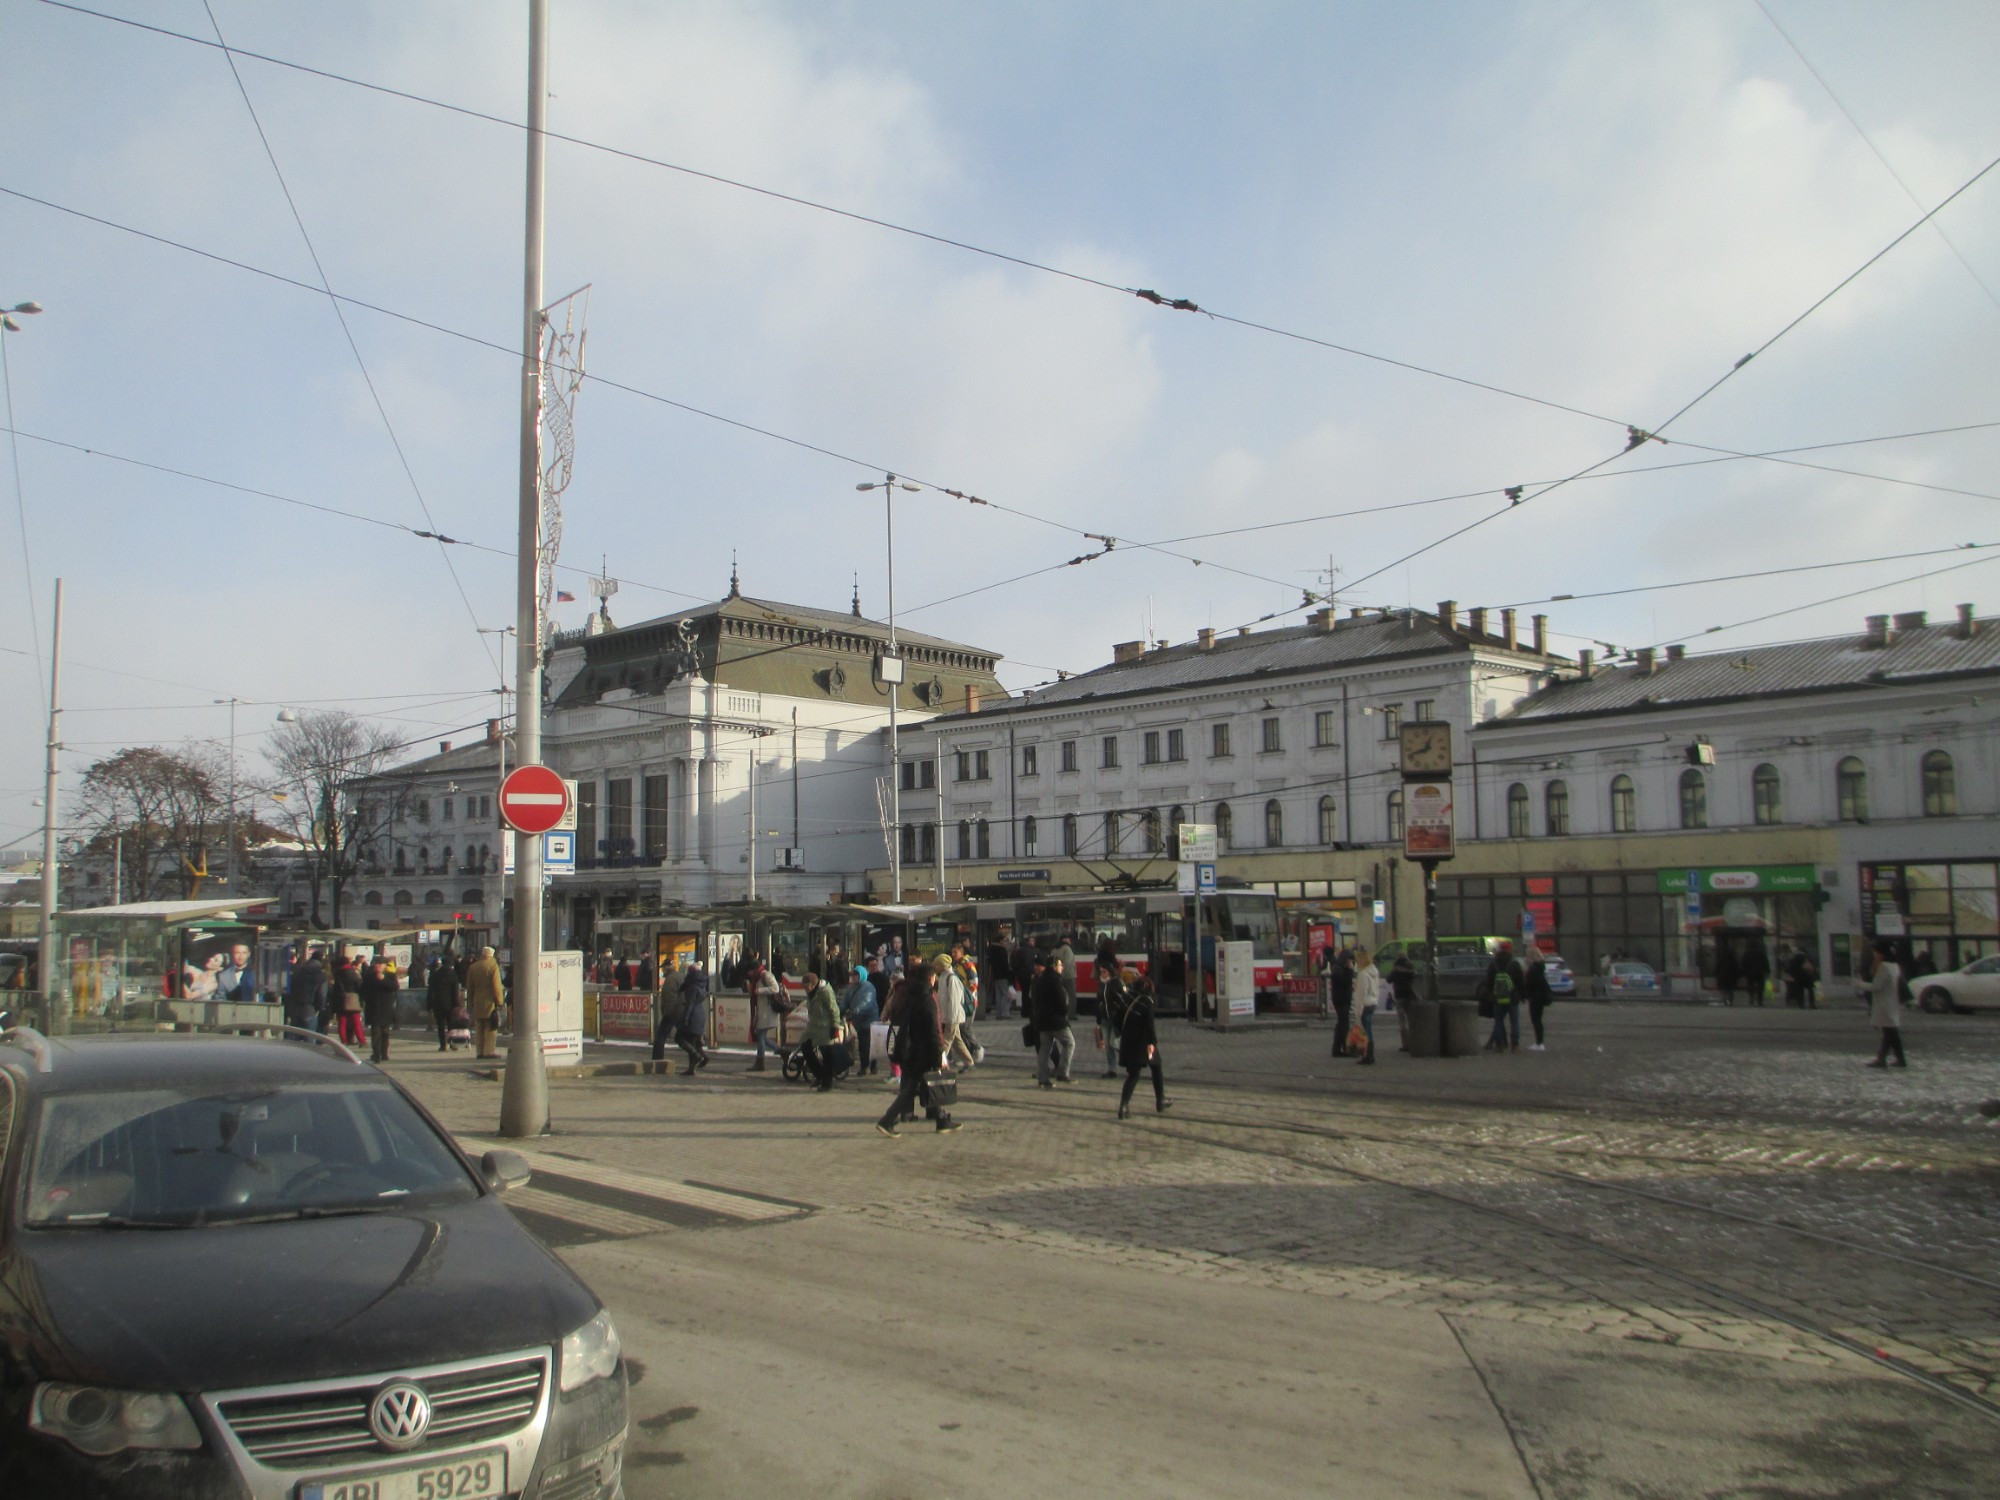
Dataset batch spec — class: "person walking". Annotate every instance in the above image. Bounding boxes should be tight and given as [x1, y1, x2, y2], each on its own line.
[1031, 951, 1076, 1089]
[1714, 939, 1739, 1007]
[466, 945, 505, 1059]
[1523, 947, 1553, 1052]
[1009, 939, 1035, 1022]
[427, 953, 462, 1052]
[876, 963, 958, 1136]
[361, 958, 399, 1063]
[674, 958, 710, 1072]
[1115, 973, 1172, 1118]
[1742, 938, 1771, 1008]
[1787, 947, 1819, 1010]
[842, 961, 880, 1076]
[286, 946, 327, 1036]
[333, 956, 366, 1049]
[1865, 939, 1907, 1068]
[1094, 940, 1125, 1078]
[1481, 942, 1526, 1053]
[1353, 947, 1382, 1064]
[1388, 953, 1418, 1009]
[800, 963, 842, 1091]
[748, 960, 787, 1072]
[938, 957, 977, 1072]
[1329, 949, 1357, 1058]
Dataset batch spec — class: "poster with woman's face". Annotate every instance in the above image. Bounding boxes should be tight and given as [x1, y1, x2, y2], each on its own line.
[179, 926, 260, 1003]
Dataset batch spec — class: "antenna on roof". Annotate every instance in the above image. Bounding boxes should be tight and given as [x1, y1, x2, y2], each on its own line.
[585, 560, 619, 628]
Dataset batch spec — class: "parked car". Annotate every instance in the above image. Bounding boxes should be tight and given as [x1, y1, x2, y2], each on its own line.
[1915, 955, 2000, 1013]
[1605, 961, 1659, 994]
[0, 1027, 628, 1500]
[1540, 954, 1577, 996]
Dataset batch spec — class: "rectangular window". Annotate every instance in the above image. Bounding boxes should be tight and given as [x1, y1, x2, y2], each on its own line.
[976, 820, 991, 858]
[606, 778, 633, 856]
[575, 782, 597, 864]
[1061, 740, 1078, 773]
[955, 752, 970, 783]
[1022, 744, 1039, 777]
[975, 749, 990, 781]
[643, 774, 669, 859]
[1104, 811, 1120, 853]
[1101, 736, 1119, 769]
[956, 821, 971, 859]
[414, 799, 430, 823]
[479, 794, 492, 820]
[902, 760, 935, 791]
[1212, 723, 1232, 758]
[1143, 731, 1161, 764]
[1261, 717, 1282, 753]
[1382, 704, 1402, 739]
[1314, 710, 1337, 747]
[1415, 700, 1436, 722]
[1166, 727, 1185, 762]
[441, 798, 454, 822]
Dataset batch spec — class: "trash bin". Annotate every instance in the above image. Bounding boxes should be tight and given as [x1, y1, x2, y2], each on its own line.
[1403, 998, 1441, 1058]
[1439, 1000, 1482, 1057]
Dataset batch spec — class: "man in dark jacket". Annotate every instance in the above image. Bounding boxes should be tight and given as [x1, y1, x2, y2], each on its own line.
[427, 956, 462, 1052]
[1481, 943, 1526, 1053]
[1329, 949, 1357, 1058]
[361, 958, 400, 1063]
[285, 946, 327, 1035]
[876, 963, 956, 1136]
[1031, 954, 1075, 1089]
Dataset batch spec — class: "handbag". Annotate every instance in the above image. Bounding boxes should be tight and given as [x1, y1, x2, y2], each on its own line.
[1093, 1026, 1105, 1050]
[920, 1071, 958, 1110]
[1021, 1021, 1038, 1049]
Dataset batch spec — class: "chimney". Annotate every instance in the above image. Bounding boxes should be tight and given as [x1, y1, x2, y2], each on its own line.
[964, 686, 980, 714]
[1237, 625, 1252, 637]
[1113, 640, 1145, 664]
[1468, 606, 1487, 637]
[1864, 614, 1892, 648]
[1666, 644, 1686, 663]
[1349, 606, 1365, 619]
[1438, 600, 1458, 632]
[1501, 608, 1518, 649]
[1957, 602, 1979, 639]
[1531, 613, 1548, 654]
[1892, 610, 1928, 632]
[1197, 626, 1216, 651]
[1578, 648, 1594, 678]
[438, 741, 452, 756]
[486, 718, 501, 743]
[1636, 647, 1657, 674]
[1308, 608, 1333, 631]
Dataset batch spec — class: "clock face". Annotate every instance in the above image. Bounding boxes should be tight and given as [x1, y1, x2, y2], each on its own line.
[1400, 721, 1453, 775]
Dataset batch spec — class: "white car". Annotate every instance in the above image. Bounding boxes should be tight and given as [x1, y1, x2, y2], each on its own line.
[1914, 955, 2000, 1013]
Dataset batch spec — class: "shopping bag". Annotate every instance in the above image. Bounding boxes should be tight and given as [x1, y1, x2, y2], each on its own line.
[1347, 1021, 1368, 1053]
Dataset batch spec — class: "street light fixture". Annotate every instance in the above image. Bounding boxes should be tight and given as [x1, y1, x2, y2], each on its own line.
[1, 300, 42, 333]
[855, 473, 919, 903]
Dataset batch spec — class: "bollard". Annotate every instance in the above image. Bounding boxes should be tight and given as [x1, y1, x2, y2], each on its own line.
[1440, 1000, 1482, 1057]
[1403, 998, 1441, 1058]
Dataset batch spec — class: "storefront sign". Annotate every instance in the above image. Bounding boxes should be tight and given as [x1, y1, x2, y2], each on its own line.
[1179, 823, 1218, 862]
[1402, 782, 1454, 859]
[997, 868, 1051, 883]
[1655, 865, 1816, 895]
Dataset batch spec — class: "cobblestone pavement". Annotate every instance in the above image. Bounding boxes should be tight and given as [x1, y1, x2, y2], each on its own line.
[389, 1004, 2000, 1495]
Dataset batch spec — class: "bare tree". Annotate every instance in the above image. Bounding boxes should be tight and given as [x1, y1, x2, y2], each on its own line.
[76, 746, 227, 900]
[263, 712, 406, 925]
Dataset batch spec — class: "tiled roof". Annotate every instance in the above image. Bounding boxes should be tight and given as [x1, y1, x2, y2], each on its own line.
[1499, 616, 2000, 724]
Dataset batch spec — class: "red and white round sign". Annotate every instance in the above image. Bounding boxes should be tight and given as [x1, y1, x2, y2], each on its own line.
[499, 764, 572, 835]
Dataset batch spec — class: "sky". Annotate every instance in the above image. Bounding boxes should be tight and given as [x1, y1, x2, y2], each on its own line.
[4, 0, 1999, 857]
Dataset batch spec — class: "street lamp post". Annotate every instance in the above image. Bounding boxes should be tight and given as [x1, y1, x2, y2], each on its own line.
[38, 578, 62, 1030]
[855, 474, 919, 902]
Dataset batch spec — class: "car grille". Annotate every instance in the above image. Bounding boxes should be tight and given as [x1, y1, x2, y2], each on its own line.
[215, 1355, 545, 1468]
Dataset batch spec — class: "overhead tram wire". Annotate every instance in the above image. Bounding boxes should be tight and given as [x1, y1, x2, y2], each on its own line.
[0, 315, 44, 712]
[199, 1, 499, 686]
[1642, 550, 2000, 651]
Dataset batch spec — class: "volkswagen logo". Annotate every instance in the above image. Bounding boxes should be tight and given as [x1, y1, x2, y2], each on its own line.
[368, 1382, 432, 1451]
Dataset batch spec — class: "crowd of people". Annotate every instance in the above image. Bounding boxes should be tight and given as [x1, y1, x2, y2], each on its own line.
[281, 943, 508, 1060]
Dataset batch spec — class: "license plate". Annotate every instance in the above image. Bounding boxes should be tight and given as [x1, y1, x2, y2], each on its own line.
[299, 1449, 507, 1500]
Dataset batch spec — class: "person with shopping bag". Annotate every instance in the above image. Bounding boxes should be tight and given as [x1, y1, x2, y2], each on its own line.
[1352, 948, 1382, 1065]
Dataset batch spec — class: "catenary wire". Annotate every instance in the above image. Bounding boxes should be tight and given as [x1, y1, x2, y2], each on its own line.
[1643, 549, 2000, 648]
[0, 327, 45, 712]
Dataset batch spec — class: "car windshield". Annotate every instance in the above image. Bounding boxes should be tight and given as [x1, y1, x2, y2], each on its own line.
[24, 1080, 479, 1228]
[1613, 963, 1652, 976]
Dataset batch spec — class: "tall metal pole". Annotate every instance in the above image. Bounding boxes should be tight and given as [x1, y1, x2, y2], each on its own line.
[38, 578, 63, 1030]
[224, 698, 238, 888]
[500, 0, 550, 1139]
[886, 485, 901, 902]
[746, 742, 757, 902]
[933, 731, 946, 899]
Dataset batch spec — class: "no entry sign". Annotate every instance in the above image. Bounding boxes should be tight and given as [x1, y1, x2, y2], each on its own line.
[499, 764, 573, 835]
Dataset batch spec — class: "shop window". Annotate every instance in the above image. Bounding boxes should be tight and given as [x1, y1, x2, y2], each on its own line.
[1610, 774, 1636, 833]
[1318, 795, 1338, 844]
[1837, 757, 1869, 822]
[1507, 783, 1530, 837]
[1062, 814, 1078, 855]
[1022, 815, 1038, 855]
[1264, 799, 1283, 848]
[1679, 769, 1707, 829]
[1545, 780, 1570, 836]
[1752, 763, 1783, 825]
[1922, 751, 1956, 817]
[1215, 802, 1234, 849]
[1387, 788, 1405, 841]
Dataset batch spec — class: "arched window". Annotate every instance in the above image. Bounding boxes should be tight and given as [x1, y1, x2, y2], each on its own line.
[1386, 788, 1405, 842]
[1506, 783, 1530, 837]
[1752, 763, 1782, 825]
[393, 890, 413, 907]
[1922, 750, 1956, 817]
[1103, 811, 1120, 854]
[439, 847, 453, 871]
[423, 889, 444, 906]
[1545, 780, 1570, 836]
[1318, 795, 1339, 845]
[1264, 799, 1283, 848]
[1143, 808, 1162, 853]
[480, 843, 492, 870]
[394, 848, 408, 873]
[364, 891, 383, 907]
[1166, 805, 1184, 858]
[1678, 769, 1707, 829]
[1062, 813, 1078, 855]
[461, 889, 482, 905]
[956, 820, 971, 860]
[1215, 802, 1233, 849]
[1023, 815, 1039, 855]
[417, 845, 430, 871]
[975, 819, 991, 858]
[1836, 757, 1869, 822]
[1610, 774, 1636, 833]
[464, 843, 478, 868]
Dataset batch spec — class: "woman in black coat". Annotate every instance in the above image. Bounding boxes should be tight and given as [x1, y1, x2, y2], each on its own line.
[876, 964, 957, 1136]
[1116, 976, 1172, 1119]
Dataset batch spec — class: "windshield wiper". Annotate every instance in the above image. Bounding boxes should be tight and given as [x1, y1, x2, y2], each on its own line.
[34, 1215, 192, 1231]
[217, 1204, 399, 1226]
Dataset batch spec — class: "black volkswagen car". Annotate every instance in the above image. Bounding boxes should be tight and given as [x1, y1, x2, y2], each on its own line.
[0, 1027, 627, 1499]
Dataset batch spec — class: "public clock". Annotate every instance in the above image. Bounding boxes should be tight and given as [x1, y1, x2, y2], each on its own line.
[1399, 720, 1453, 777]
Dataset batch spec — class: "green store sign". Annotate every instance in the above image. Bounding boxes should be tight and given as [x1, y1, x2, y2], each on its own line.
[1655, 865, 1818, 895]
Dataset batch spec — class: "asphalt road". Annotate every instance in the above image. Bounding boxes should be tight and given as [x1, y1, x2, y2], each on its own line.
[391, 1002, 2000, 1499]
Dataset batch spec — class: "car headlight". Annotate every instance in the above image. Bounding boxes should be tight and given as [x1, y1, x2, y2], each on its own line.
[31, 1383, 203, 1455]
[559, 1309, 622, 1393]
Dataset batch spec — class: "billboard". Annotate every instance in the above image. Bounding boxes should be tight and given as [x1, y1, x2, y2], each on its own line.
[176, 925, 262, 1003]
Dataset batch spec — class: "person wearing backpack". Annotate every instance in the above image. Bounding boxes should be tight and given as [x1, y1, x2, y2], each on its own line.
[1481, 942, 1526, 1053]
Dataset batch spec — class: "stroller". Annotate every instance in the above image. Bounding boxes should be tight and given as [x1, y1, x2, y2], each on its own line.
[444, 1001, 473, 1051]
[783, 1034, 854, 1085]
